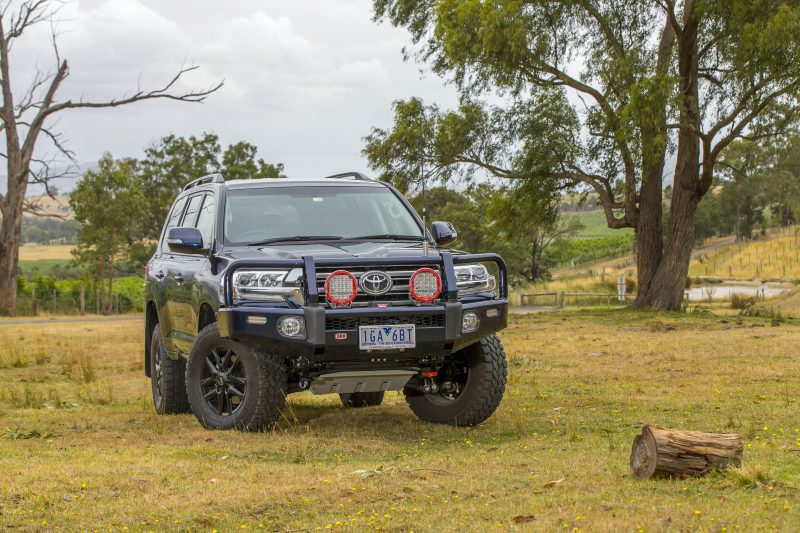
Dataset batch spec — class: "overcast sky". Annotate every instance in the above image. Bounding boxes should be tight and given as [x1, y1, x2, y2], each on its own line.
[15, 0, 459, 185]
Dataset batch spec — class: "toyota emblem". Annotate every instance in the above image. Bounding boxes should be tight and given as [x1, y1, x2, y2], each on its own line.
[359, 270, 393, 296]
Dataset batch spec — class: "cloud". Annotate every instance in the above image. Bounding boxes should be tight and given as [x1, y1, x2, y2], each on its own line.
[9, 0, 458, 181]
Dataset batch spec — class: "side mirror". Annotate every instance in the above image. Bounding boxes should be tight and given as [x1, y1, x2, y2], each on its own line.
[166, 227, 205, 254]
[431, 221, 458, 247]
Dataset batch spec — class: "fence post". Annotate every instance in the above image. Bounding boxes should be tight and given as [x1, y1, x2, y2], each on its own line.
[80, 284, 85, 315]
[559, 291, 564, 308]
[31, 288, 37, 316]
[52, 290, 56, 314]
[95, 289, 100, 315]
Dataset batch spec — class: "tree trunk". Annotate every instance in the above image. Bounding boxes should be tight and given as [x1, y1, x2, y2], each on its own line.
[633, 8, 701, 311]
[634, 162, 664, 305]
[630, 426, 743, 479]
[0, 181, 23, 317]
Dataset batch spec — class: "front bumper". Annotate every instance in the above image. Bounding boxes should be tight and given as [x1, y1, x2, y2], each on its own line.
[218, 299, 508, 362]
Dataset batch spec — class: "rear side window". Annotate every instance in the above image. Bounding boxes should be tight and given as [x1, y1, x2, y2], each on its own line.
[165, 196, 188, 233]
[180, 194, 204, 227]
[195, 194, 216, 247]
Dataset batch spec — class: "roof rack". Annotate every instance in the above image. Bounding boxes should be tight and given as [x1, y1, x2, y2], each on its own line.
[183, 173, 225, 191]
[322, 172, 371, 181]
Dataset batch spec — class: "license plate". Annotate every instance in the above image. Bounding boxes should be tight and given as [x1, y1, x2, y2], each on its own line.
[358, 324, 415, 351]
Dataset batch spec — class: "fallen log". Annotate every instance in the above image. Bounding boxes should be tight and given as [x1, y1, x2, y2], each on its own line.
[630, 426, 743, 479]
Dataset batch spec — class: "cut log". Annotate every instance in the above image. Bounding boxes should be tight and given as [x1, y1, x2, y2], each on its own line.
[630, 426, 743, 479]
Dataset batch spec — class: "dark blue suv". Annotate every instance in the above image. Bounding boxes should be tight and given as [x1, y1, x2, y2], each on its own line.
[144, 172, 508, 431]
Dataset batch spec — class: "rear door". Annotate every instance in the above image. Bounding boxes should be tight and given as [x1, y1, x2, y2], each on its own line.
[152, 195, 189, 354]
[166, 192, 205, 353]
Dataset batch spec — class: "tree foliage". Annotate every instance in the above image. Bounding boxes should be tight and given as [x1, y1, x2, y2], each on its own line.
[69, 154, 145, 314]
[368, 0, 800, 309]
[139, 133, 285, 238]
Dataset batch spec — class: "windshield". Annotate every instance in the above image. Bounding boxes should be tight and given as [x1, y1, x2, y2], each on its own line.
[224, 185, 424, 245]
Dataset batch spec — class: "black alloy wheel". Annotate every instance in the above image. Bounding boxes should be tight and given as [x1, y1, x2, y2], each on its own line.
[200, 345, 247, 416]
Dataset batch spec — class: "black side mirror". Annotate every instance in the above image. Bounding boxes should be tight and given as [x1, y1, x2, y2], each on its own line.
[431, 221, 458, 247]
[166, 227, 205, 253]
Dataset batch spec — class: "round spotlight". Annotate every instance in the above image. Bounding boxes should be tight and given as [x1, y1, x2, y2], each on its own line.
[277, 316, 306, 338]
[462, 310, 480, 333]
[324, 270, 358, 306]
[409, 268, 442, 303]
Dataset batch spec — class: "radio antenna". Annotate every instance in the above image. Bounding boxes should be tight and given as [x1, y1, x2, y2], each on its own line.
[419, 108, 429, 256]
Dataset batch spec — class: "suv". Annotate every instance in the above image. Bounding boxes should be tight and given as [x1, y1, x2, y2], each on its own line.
[144, 172, 508, 431]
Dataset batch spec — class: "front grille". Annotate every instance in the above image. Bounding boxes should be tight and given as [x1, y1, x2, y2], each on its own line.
[315, 264, 443, 306]
[326, 314, 445, 331]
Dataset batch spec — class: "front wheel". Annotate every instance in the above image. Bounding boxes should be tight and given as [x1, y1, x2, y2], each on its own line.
[186, 323, 287, 431]
[404, 334, 507, 426]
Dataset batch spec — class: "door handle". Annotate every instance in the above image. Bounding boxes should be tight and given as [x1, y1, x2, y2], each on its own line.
[174, 274, 185, 283]
[155, 270, 165, 280]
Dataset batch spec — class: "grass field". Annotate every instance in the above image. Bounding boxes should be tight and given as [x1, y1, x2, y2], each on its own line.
[1, 312, 799, 531]
[568, 209, 634, 240]
[18, 244, 74, 261]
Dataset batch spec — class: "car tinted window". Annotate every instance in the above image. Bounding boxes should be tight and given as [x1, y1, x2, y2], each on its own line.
[195, 193, 216, 247]
[180, 194, 204, 227]
[224, 185, 422, 245]
[165, 196, 188, 232]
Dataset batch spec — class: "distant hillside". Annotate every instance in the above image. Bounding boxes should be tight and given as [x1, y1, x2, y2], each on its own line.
[24, 195, 73, 219]
[0, 161, 95, 195]
[566, 209, 634, 239]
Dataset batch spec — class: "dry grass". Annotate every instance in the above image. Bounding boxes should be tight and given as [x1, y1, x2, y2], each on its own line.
[688, 227, 800, 281]
[1, 312, 799, 531]
[18, 244, 74, 261]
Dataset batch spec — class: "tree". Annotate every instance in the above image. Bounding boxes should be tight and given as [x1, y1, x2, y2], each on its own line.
[70, 154, 145, 315]
[488, 182, 582, 282]
[138, 133, 286, 239]
[0, 0, 222, 316]
[369, 0, 800, 310]
[408, 184, 496, 252]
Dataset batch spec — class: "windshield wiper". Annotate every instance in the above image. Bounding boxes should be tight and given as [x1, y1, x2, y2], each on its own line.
[246, 235, 344, 246]
[345, 234, 427, 241]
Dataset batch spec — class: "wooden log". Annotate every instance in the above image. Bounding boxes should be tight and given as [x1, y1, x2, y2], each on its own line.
[630, 426, 743, 479]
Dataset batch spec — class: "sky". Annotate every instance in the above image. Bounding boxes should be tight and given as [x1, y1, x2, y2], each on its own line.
[12, 0, 460, 189]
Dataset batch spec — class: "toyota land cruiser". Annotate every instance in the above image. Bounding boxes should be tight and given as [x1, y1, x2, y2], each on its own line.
[144, 172, 508, 431]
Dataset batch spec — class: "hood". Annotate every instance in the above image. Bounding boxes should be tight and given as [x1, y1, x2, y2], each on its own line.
[218, 241, 450, 262]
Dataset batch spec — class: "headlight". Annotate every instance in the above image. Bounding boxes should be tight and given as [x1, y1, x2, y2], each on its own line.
[454, 264, 496, 296]
[231, 268, 303, 302]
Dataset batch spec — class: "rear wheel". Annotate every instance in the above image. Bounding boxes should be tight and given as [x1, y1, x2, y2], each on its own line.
[150, 324, 190, 414]
[404, 334, 507, 426]
[340, 391, 385, 408]
[186, 323, 287, 431]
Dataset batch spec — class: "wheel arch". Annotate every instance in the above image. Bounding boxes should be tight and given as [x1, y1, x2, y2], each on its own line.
[198, 302, 217, 333]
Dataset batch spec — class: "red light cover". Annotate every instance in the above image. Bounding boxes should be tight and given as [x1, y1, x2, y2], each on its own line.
[324, 270, 358, 306]
[409, 268, 442, 303]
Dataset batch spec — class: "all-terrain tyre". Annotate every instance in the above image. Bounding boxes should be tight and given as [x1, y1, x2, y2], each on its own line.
[340, 391, 385, 408]
[404, 334, 507, 426]
[150, 324, 190, 414]
[186, 323, 287, 431]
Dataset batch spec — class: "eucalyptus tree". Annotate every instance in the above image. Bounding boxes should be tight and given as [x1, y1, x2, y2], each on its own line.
[367, 0, 800, 309]
[0, 0, 221, 316]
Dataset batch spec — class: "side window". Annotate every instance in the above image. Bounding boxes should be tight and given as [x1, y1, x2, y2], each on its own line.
[195, 193, 216, 247]
[180, 194, 204, 227]
[164, 196, 188, 234]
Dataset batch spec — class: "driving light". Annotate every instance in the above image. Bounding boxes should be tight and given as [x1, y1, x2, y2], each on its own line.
[324, 270, 358, 306]
[454, 264, 496, 296]
[410, 268, 442, 303]
[232, 269, 303, 302]
[462, 310, 480, 333]
[277, 316, 306, 338]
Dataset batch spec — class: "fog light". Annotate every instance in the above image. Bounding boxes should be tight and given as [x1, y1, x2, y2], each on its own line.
[246, 315, 267, 325]
[277, 316, 306, 338]
[462, 311, 479, 333]
[486, 308, 499, 318]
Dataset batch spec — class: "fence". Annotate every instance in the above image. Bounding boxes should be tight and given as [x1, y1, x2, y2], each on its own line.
[14, 285, 139, 316]
[519, 291, 625, 308]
